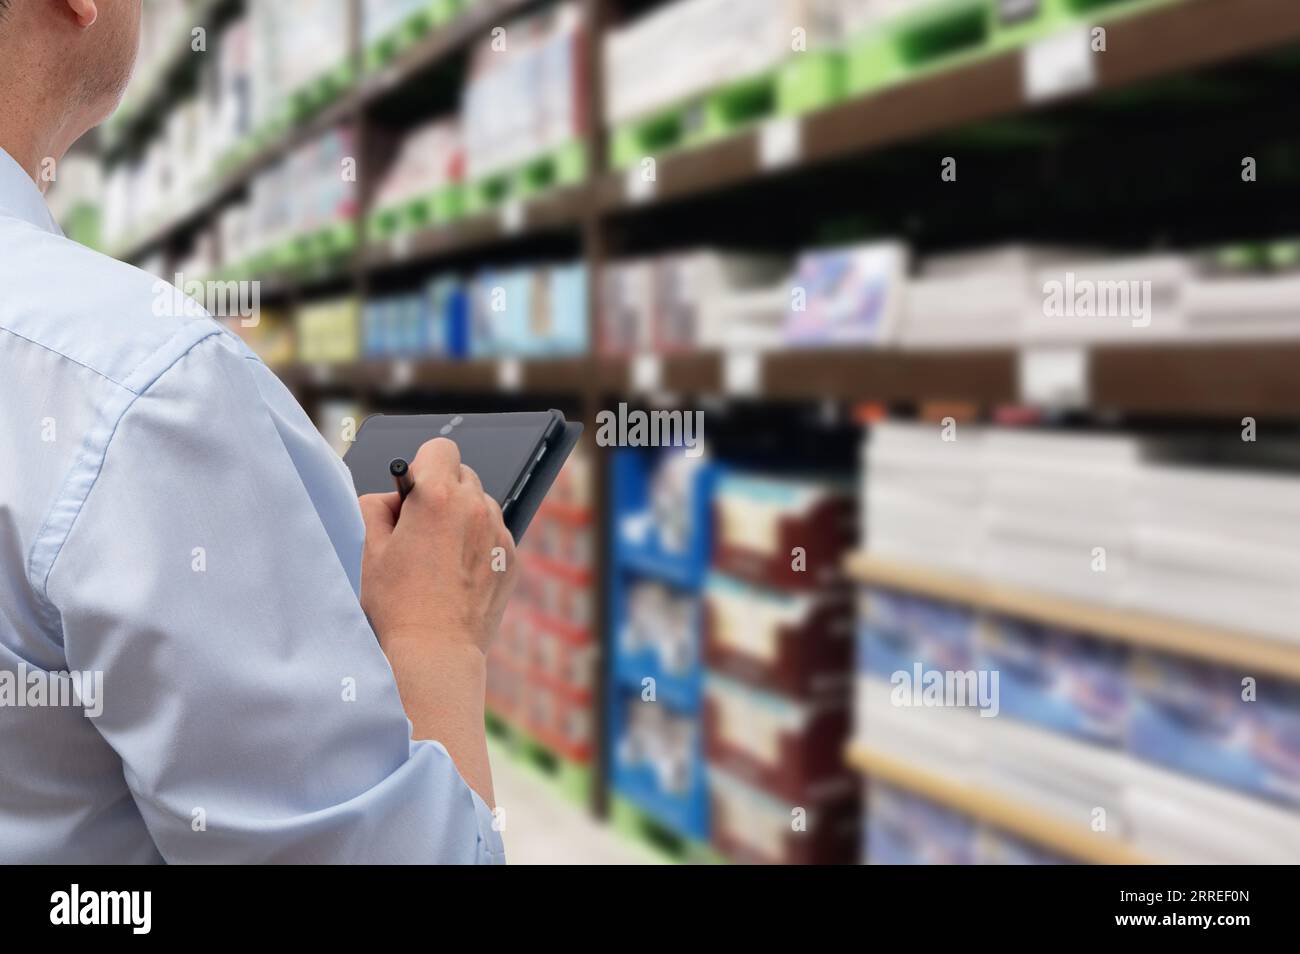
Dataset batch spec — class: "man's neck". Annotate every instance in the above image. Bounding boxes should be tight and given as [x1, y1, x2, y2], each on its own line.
[0, 98, 85, 194]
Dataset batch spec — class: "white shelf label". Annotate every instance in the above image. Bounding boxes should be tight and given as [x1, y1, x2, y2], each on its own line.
[625, 163, 657, 204]
[1023, 26, 1097, 103]
[389, 229, 411, 260]
[390, 358, 415, 390]
[499, 199, 525, 235]
[758, 117, 802, 171]
[497, 357, 523, 392]
[632, 353, 662, 393]
[1019, 346, 1090, 407]
[723, 351, 763, 396]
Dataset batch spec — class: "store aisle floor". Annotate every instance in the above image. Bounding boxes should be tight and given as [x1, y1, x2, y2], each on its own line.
[491, 747, 659, 865]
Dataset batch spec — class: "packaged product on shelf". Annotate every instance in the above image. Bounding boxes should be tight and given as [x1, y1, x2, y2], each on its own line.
[371, 119, 464, 217]
[1129, 654, 1300, 808]
[296, 297, 361, 365]
[461, 2, 587, 183]
[362, 0, 433, 49]
[250, 0, 351, 116]
[703, 673, 855, 803]
[856, 589, 978, 681]
[1184, 271, 1300, 340]
[901, 244, 1080, 349]
[861, 420, 986, 573]
[468, 264, 588, 357]
[705, 572, 853, 698]
[654, 251, 789, 351]
[784, 241, 908, 347]
[865, 782, 976, 865]
[707, 765, 859, 865]
[620, 580, 698, 677]
[287, 125, 360, 240]
[599, 260, 657, 355]
[1027, 254, 1191, 343]
[712, 472, 855, 588]
[976, 616, 1129, 747]
[980, 429, 1138, 606]
[616, 697, 703, 797]
[602, 0, 843, 129]
[1130, 458, 1300, 641]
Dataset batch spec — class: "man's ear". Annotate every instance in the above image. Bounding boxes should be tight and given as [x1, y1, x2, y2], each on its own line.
[65, 0, 99, 28]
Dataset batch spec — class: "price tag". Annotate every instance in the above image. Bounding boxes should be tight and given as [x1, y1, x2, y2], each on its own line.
[758, 117, 802, 171]
[632, 353, 662, 393]
[497, 356, 523, 392]
[723, 351, 762, 396]
[499, 199, 525, 235]
[1023, 26, 1097, 103]
[390, 358, 415, 390]
[389, 229, 411, 260]
[1019, 346, 1089, 407]
[625, 163, 657, 205]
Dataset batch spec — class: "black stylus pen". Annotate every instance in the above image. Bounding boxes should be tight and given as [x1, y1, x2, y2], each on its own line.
[390, 457, 414, 501]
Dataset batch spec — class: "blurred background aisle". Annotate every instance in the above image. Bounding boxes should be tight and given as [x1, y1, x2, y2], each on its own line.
[50, 0, 1300, 864]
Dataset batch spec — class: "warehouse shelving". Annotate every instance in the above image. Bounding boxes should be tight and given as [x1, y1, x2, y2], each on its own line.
[101, 0, 1300, 861]
[846, 551, 1300, 682]
[846, 743, 1157, 865]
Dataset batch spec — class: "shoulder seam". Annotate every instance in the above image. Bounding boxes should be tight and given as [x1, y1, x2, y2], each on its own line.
[0, 325, 134, 392]
[26, 323, 225, 626]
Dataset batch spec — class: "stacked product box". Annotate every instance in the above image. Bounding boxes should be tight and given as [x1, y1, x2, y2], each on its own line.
[599, 251, 789, 355]
[296, 297, 361, 365]
[369, 119, 465, 234]
[487, 450, 597, 795]
[468, 263, 589, 358]
[249, 0, 352, 124]
[362, 279, 470, 359]
[703, 473, 859, 864]
[853, 586, 1300, 862]
[603, 0, 845, 167]
[240, 125, 359, 270]
[461, 2, 588, 195]
[608, 449, 718, 849]
[863, 421, 1300, 641]
[866, 782, 1070, 865]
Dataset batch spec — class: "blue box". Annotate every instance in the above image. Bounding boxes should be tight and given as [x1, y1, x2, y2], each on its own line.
[977, 616, 1129, 747]
[1129, 654, 1300, 808]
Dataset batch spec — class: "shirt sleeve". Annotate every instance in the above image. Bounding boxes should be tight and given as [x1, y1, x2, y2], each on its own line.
[43, 330, 505, 864]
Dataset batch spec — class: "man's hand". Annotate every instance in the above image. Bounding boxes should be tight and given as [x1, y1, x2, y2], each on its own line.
[356, 437, 518, 806]
[358, 437, 518, 657]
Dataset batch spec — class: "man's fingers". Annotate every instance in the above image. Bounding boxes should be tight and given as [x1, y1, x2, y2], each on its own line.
[410, 437, 462, 487]
[459, 463, 483, 492]
[359, 492, 400, 542]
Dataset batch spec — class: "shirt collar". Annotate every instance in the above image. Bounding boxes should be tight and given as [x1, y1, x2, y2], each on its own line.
[0, 146, 62, 235]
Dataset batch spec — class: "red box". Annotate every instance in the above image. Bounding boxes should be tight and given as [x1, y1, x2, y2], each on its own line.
[703, 675, 854, 804]
[703, 577, 853, 699]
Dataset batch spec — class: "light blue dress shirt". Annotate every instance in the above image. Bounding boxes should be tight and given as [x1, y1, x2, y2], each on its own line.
[0, 147, 504, 863]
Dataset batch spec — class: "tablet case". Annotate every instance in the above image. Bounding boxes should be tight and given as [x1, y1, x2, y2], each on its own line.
[344, 411, 583, 543]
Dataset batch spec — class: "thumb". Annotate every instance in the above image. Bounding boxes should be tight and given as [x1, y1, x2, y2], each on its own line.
[359, 492, 400, 545]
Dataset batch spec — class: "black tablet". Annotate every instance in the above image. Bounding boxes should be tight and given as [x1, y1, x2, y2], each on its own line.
[344, 410, 583, 543]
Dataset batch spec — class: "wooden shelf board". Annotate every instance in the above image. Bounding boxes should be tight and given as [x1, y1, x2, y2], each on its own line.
[846, 551, 1300, 680]
[847, 743, 1158, 865]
